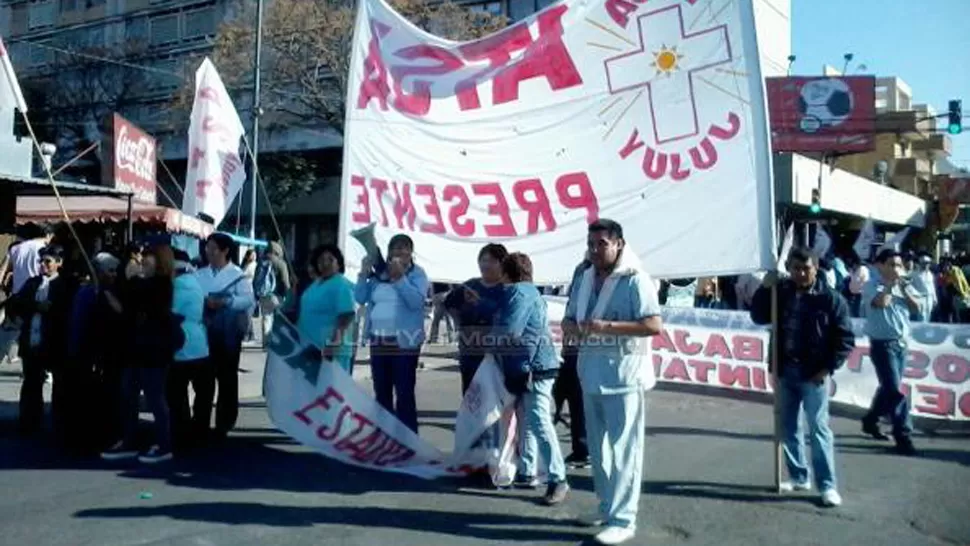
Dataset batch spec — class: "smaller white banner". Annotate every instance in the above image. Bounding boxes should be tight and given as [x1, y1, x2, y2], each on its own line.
[182, 58, 247, 227]
[545, 297, 970, 421]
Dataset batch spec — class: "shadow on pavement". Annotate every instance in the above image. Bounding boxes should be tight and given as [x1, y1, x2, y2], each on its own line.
[73, 503, 590, 542]
[646, 425, 773, 442]
[837, 441, 970, 466]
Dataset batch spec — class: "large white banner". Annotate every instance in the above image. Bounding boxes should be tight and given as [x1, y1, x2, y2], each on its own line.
[339, 0, 775, 283]
[182, 58, 247, 227]
[265, 318, 520, 480]
[544, 297, 970, 421]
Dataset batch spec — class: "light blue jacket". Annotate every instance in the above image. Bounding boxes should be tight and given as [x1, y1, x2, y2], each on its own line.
[354, 263, 429, 349]
[173, 273, 209, 362]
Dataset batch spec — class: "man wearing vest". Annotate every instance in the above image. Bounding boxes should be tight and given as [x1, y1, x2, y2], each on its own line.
[562, 219, 663, 545]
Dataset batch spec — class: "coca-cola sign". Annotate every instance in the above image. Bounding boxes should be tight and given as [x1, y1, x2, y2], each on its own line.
[103, 114, 157, 204]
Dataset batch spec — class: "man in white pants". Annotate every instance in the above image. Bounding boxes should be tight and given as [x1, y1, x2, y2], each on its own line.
[562, 219, 663, 546]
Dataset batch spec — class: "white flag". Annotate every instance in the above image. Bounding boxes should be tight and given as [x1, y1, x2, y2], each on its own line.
[852, 218, 876, 262]
[182, 58, 246, 227]
[776, 223, 794, 272]
[0, 36, 28, 113]
[813, 227, 833, 259]
[880, 227, 911, 253]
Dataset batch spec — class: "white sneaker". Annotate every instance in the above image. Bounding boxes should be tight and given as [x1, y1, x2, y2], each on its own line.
[578, 513, 605, 528]
[595, 526, 636, 545]
[821, 489, 843, 507]
[779, 480, 812, 493]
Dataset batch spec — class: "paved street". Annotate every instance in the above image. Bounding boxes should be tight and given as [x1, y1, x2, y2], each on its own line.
[0, 347, 968, 546]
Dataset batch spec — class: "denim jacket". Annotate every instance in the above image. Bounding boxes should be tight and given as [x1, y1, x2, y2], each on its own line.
[354, 263, 429, 349]
[491, 282, 559, 379]
[750, 277, 855, 379]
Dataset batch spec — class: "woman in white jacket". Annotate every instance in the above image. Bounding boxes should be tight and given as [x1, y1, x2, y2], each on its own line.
[167, 249, 212, 452]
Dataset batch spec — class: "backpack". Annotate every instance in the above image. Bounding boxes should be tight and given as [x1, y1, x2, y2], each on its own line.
[253, 259, 277, 298]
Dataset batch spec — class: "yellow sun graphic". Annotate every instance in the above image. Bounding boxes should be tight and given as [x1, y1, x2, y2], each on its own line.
[651, 45, 683, 77]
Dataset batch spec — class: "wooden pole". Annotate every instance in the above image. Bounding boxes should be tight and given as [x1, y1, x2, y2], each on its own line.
[771, 282, 783, 492]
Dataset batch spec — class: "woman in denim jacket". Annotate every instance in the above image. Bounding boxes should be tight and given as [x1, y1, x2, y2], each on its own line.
[493, 252, 569, 506]
[354, 234, 429, 433]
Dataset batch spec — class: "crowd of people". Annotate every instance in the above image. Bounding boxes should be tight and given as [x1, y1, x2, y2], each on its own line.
[0, 218, 962, 546]
[0, 227, 256, 463]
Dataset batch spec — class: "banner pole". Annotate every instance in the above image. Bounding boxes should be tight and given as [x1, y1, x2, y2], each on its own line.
[771, 283, 783, 492]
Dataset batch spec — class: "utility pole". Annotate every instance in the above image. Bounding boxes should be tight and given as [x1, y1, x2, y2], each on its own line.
[249, 0, 264, 241]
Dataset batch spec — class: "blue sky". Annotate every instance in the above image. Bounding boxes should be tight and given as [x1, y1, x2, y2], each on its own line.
[792, 0, 970, 169]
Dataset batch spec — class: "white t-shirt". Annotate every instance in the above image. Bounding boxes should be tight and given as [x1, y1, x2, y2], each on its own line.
[9, 239, 46, 295]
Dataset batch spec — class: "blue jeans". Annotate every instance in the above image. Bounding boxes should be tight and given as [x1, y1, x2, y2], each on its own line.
[370, 339, 420, 433]
[779, 366, 836, 491]
[864, 339, 913, 439]
[516, 377, 566, 484]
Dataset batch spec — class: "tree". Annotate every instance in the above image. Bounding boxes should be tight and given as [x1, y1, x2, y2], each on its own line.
[19, 42, 152, 181]
[205, 0, 508, 135]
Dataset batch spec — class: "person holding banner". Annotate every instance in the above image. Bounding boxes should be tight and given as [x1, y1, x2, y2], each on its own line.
[492, 252, 569, 506]
[354, 234, 429, 433]
[861, 249, 919, 456]
[442, 243, 509, 395]
[561, 219, 662, 546]
[751, 247, 855, 507]
[298, 244, 356, 374]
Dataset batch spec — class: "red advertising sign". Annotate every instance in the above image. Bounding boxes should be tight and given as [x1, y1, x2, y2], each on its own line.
[766, 76, 877, 154]
[102, 114, 157, 204]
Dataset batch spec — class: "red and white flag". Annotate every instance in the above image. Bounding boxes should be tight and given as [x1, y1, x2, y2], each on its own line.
[182, 58, 246, 226]
[0, 36, 28, 113]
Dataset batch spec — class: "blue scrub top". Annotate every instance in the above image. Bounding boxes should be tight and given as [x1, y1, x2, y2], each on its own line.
[297, 273, 356, 372]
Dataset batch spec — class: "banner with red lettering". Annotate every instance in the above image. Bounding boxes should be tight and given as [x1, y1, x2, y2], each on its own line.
[545, 297, 970, 421]
[182, 58, 246, 227]
[339, 0, 775, 283]
[265, 318, 521, 479]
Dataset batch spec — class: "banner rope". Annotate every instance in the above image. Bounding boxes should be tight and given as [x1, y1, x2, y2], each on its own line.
[15, 110, 99, 287]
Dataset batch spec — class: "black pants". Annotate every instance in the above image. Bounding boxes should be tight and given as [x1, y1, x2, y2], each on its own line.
[554, 351, 587, 458]
[205, 340, 241, 436]
[19, 355, 47, 435]
[53, 366, 97, 453]
[167, 359, 216, 450]
[97, 365, 124, 448]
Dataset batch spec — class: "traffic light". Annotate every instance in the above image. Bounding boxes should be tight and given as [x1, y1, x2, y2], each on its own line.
[810, 188, 821, 214]
[949, 100, 963, 135]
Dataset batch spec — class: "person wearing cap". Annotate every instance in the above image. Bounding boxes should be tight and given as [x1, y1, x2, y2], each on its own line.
[66, 251, 122, 453]
[167, 249, 213, 452]
[355, 233, 429, 433]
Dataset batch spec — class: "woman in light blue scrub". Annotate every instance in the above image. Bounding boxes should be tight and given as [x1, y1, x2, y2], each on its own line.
[297, 244, 357, 374]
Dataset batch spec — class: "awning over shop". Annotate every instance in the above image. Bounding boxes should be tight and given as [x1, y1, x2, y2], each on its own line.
[16, 196, 213, 239]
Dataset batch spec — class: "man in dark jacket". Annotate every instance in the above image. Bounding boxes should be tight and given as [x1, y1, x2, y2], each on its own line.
[750, 246, 854, 508]
[9, 245, 75, 440]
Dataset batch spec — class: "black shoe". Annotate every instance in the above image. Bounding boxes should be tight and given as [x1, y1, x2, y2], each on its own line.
[894, 437, 917, 457]
[565, 452, 591, 468]
[543, 481, 570, 506]
[862, 419, 889, 441]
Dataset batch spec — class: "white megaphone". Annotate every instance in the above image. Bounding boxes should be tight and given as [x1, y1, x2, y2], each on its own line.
[350, 222, 386, 276]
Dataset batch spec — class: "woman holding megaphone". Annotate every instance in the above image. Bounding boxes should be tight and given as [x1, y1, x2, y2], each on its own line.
[354, 234, 429, 433]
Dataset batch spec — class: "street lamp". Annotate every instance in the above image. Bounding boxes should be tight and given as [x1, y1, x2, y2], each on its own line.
[39, 142, 57, 172]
